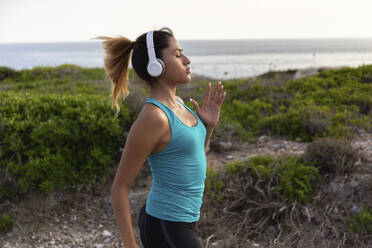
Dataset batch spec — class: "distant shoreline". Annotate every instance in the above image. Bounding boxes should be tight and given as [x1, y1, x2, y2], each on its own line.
[1, 39, 372, 79]
[191, 64, 364, 81]
[1, 63, 368, 82]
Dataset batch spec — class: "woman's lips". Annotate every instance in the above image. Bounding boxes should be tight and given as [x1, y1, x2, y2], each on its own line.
[186, 68, 191, 73]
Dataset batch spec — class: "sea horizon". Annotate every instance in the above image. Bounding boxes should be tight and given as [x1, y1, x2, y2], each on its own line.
[1, 38, 372, 79]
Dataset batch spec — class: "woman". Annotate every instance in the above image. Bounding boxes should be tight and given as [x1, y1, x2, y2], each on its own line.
[98, 27, 226, 248]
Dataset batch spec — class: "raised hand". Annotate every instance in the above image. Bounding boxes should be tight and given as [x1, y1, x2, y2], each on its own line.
[190, 81, 226, 129]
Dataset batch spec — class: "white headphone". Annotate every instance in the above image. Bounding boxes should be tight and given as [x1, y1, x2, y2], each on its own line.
[146, 30, 165, 77]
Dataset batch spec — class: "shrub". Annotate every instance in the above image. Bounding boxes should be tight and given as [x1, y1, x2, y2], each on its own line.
[3, 64, 372, 145]
[0, 92, 135, 198]
[205, 166, 224, 202]
[0, 166, 24, 202]
[203, 155, 320, 240]
[207, 65, 372, 142]
[345, 207, 372, 235]
[275, 155, 320, 204]
[0, 64, 138, 96]
[221, 155, 320, 205]
[361, 74, 372, 84]
[303, 137, 359, 175]
[0, 66, 18, 81]
[0, 214, 14, 234]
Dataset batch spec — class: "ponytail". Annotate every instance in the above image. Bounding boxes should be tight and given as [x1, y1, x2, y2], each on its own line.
[96, 35, 133, 117]
[96, 27, 174, 117]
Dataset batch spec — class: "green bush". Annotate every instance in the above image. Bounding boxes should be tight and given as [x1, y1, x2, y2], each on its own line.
[0, 64, 138, 96]
[0, 66, 18, 81]
[0, 92, 135, 198]
[303, 137, 359, 175]
[0, 214, 14, 234]
[205, 65, 372, 143]
[345, 207, 372, 235]
[205, 166, 224, 202]
[275, 155, 320, 204]
[203, 155, 320, 240]
[4, 64, 371, 146]
[207, 154, 320, 206]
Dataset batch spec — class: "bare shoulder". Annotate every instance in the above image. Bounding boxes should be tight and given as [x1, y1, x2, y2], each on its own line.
[123, 102, 169, 156]
[134, 102, 169, 133]
[176, 95, 184, 104]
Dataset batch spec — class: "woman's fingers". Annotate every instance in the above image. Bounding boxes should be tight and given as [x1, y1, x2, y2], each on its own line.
[204, 81, 225, 105]
[216, 86, 226, 105]
[211, 81, 221, 101]
[203, 82, 211, 105]
[218, 84, 224, 98]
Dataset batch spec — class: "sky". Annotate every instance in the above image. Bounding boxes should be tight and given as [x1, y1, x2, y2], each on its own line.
[1, 0, 372, 43]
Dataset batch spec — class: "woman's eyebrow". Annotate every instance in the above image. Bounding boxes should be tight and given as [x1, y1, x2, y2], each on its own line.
[173, 48, 183, 53]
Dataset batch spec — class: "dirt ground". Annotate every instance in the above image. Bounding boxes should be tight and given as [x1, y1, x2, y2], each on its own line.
[0, 133, 371, 248]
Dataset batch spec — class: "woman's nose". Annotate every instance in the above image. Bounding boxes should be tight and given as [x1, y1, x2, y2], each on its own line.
[184, 55, 191, 65]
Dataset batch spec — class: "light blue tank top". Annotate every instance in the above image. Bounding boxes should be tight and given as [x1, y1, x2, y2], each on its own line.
[144, 97, 207, 222]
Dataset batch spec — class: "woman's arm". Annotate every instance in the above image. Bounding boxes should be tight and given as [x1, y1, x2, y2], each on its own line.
[110, 105, 169, 248]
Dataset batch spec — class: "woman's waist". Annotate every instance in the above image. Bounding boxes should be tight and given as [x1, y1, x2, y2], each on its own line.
[146, 190, 203, 222]
[144, 205, 198, 230]
[150, 180, 205, 197]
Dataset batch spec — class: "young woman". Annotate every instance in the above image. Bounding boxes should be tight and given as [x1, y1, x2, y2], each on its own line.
[98, 27, 226, 248]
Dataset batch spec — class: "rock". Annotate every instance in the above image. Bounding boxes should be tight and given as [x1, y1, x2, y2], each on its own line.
[258, 135, 269, 143]
[218, 141, 233, 150]
[351, 204, 361, 214]
[225, 155, 234, 160]
[279, 143, 287, 149]
[333, 207, 339, 214]
[102, 230, 112, 237]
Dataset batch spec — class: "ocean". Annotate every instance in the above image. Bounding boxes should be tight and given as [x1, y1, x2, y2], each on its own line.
[1, 38, 372, 80]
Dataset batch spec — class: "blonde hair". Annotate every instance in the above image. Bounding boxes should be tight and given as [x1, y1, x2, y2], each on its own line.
[96, 35, 133, 117]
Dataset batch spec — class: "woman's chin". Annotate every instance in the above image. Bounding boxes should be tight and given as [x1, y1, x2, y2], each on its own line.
[184, 74, 192, 83]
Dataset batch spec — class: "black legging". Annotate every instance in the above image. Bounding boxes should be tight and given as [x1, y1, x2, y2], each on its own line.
[138, 204, 203, 248]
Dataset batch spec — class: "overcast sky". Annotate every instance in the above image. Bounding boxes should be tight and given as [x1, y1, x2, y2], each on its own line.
[1, 0, 372, 43]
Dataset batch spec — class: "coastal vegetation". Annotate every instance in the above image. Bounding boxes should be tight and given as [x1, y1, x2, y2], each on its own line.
[0, 64, 371, 246]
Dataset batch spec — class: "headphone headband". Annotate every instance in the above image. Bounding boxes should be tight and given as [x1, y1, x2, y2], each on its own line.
[146, 30, 156, 63]
[146, 30, 165, 77]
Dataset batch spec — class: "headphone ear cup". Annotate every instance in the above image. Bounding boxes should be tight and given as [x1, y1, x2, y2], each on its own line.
[147, 60, 164, 77]
[157, 58, 165, 76]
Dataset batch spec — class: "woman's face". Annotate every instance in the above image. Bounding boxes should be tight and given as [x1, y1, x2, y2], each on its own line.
[159, 37, 191, 85]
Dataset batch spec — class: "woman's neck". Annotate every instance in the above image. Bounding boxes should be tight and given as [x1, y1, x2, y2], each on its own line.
[149, 82, 179, 108]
